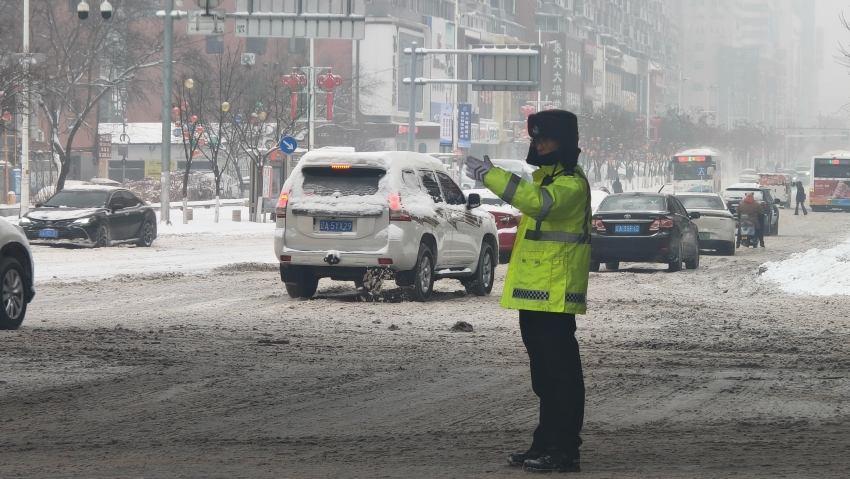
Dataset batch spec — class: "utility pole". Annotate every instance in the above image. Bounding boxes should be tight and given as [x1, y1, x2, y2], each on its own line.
[407, 42, 418, 152]
[19, 0, 30, 215]
[160, 0, 175, 224]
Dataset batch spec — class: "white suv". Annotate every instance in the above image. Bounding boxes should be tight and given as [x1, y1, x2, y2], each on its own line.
[273, 150, 499, 301]
[0, 218, 36, 329]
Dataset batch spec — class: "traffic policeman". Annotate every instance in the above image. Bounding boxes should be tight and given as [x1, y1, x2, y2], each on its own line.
[465, 109, 590, 473]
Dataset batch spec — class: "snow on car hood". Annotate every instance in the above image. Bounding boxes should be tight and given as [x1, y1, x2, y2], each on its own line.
[26, 208, 102, 221]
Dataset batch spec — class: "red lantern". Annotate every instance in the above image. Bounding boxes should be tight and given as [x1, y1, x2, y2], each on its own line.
[183, 132, 189, 139]
[172, 107, 180, 115]
[198, 138, 206, 146]
[520, 104, 536, 117]
[192, 150, 200, 158]
[196, 126, 204, 135]
[1, 111, 10, 122]
[189, 115, 198, 123]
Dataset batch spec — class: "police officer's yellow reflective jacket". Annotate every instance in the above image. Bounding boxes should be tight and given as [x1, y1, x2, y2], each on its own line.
[482, 163, 591, 314]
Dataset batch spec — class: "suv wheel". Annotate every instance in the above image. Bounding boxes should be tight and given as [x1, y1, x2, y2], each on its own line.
[466, 242, 495, 296]
[605, 262, 620, 271]
[0, 257, 27, 330]
[589, 261, 600, 272]
[411, 243, 435, 302]
[284, 276, 319, 299]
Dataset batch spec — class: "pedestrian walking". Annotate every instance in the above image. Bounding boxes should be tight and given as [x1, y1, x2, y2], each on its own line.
[612, 175, 624, 193]
[465, 110, 590, 473]
[794, 181, 808, 215]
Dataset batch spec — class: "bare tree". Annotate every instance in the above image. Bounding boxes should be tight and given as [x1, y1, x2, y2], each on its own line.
[31, 0, 166, 192]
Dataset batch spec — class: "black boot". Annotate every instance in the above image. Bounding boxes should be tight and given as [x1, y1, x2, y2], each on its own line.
[507, 447, 545, 467]
[523, 449, 581, 473]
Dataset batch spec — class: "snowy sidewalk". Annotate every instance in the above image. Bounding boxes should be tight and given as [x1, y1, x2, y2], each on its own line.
[30, 206, 278, 283]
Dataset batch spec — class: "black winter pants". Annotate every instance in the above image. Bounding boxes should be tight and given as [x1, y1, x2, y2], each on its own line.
[795, 201, 808, 215]
[519, 310, 585, 454]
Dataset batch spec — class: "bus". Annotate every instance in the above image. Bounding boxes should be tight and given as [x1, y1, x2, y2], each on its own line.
[809, 151, 850, 212]
[668, 148, 723, 193]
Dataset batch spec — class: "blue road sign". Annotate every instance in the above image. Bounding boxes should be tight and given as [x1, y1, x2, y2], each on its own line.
[697, 167, 707, 176]
[279, 136, 297, 154]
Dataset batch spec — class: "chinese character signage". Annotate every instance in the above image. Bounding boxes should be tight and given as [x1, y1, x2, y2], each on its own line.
[541, 33, 583, 114]
[458, 103, 472, 148]
[98, 134, 112, 159]
[440, 103, 453, 146]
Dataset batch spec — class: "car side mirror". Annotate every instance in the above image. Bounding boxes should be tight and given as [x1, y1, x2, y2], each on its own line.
[689, 211, 701, 219]
[112, 204, 124, 212]
[467, 193, 481, 209]
[34, 203, 43, 208]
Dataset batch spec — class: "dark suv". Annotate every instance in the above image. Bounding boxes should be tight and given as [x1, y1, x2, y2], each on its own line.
[722, 183, 781, 236]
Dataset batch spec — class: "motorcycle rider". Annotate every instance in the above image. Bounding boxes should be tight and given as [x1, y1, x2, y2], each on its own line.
[737, 192, 765, 247]
[465, 110, 590, 473]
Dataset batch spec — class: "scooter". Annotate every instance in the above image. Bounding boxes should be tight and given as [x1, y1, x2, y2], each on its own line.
[737, 214, 759, 248]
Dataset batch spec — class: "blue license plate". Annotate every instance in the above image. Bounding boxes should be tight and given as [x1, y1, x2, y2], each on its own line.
[38, 229, 59, 238]
[319, 220, 353, 232]
[614, 224, 641, 234]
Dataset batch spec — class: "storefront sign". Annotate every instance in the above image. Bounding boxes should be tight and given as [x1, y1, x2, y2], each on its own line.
[458, 103, 472, 148]
[439, 103, 452, 146]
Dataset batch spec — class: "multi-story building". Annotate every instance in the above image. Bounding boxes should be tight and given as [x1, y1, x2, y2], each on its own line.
[675, 0, 820, 129]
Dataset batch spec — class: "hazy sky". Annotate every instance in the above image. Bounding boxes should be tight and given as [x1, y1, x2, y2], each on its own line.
[818, 0, 850, 117]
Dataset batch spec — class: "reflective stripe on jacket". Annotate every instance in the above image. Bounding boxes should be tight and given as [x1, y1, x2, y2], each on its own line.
[482, 163, 591, 314]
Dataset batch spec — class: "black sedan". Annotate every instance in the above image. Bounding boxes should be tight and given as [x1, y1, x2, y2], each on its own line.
[590, 193, 701, 272]
[19, 186, 157, 247]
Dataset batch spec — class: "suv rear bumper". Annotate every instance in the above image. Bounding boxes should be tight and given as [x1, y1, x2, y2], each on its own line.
[275, 230, 418, 272]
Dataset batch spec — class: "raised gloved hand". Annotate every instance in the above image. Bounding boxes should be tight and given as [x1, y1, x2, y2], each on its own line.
[464, 155, 494, 182]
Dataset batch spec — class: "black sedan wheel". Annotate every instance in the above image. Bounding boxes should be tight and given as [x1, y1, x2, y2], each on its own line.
[0, 257, 27, 330]
[94, 223, 111, 248]
[668, 240, 683, 272]
[589, 261, 600, 272]
[136, 221, 155, 247]
[605, 262, 620, 271]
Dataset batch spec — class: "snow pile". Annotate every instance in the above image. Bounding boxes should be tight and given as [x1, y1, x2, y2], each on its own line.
[759, 238, 850, 296]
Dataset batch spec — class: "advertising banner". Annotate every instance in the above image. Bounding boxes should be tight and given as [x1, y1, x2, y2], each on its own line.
[458, 103, 472, 148]
[440, 103, 453, 146]
[541, 33, 583, 113]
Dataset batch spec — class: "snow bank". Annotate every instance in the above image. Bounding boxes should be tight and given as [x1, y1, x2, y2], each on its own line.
[759, 238, 850, 296]
[157, 206, 275, 237]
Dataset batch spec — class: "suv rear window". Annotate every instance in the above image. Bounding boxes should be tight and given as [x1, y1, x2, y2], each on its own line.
[723, 189, 763, 201]
[598, 195, 666, 212]
[301, 167, 385, 196]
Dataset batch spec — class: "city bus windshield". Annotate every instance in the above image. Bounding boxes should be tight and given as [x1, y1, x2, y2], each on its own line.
[813, 158, 850, 179]
[672, 160, 714, 181]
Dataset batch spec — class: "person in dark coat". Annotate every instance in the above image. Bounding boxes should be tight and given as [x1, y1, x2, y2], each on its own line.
[795, 181, 808, 215]
[612, 176, 623, 194]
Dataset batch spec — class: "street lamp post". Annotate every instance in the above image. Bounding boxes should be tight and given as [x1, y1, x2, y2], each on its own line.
[20, 0, 30, 215]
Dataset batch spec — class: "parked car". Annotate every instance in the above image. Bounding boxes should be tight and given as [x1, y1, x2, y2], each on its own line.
[722, 183, 781, 235]
[590, 193, 701, 272]
[274, 151, 499, 301]
[675, 193, 737, 255]
[590, 187, 609, 213]
[0, 218, 36, 329]
[465, 188, 521, 263]
[739, 168, 758, 183]
[20, 186, 158, 247]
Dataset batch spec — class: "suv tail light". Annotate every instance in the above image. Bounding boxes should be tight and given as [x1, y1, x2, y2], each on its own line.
[275, 191, 289, 219]
[389, 192, 411, 221]
[649, 219, 674, 231]
[591, 219, 606, 232]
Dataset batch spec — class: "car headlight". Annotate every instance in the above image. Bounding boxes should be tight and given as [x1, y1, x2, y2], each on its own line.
[19, 217, 31, 226]
[73, 217, 94, 225]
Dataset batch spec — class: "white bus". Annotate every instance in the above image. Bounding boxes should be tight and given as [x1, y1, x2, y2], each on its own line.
[809, 150, 850, 212]
[668, 148, 724, 193]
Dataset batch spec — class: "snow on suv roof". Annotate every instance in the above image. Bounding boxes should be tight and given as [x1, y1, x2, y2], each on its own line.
[297, 150, 445, 172]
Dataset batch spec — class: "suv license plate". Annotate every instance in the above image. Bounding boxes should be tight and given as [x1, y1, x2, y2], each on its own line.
[38, 229, 59, 238]
[614, 224, 641, 234]
[319, 220, 353, 232]
[699, 233, 710, 240]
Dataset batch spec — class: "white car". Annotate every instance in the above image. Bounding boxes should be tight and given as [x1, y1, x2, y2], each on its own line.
[676, 193, 737, 255]
[274, 150, 499, 301]
[0, 218, 36, 329]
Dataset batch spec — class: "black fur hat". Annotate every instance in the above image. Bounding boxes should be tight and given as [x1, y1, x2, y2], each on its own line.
[526, 109, 580, 168]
